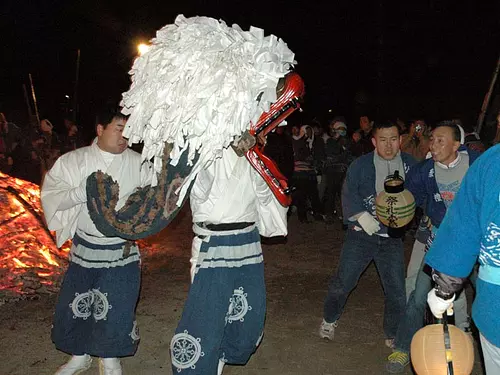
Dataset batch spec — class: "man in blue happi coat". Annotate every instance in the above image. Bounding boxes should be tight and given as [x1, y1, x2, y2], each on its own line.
[319, 121, 416, 349]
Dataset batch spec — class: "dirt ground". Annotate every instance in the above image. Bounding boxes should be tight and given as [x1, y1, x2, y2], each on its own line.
[0, 206, 485, 375]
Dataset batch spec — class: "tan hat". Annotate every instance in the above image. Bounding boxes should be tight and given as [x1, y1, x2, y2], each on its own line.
[333, 121, 347, 130]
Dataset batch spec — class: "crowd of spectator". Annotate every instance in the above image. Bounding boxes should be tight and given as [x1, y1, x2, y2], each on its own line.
[0, 112, 85, 185]
[264, 113, 500, 225]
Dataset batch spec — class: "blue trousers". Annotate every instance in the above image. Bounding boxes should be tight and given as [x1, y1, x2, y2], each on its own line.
[323, 229, 406, 338]
[171, 227, 266, 374]
[52, 261, 141, 358]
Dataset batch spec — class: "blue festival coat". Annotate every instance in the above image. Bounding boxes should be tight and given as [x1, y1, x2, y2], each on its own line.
[342, 151, 416, 235]
[405, 146, 480, 230]
[425, 145, 500, 346]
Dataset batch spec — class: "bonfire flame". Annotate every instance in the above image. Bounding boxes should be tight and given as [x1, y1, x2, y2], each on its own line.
[0, 172, 69, 302]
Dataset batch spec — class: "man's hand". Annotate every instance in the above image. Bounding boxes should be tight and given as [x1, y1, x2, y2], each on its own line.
[232, 130, 256, 157]
[427, 289, 455, 319]
[409, 121, 425, 138]
[357, 212, 381, 236]
[256, 132, 266, 147]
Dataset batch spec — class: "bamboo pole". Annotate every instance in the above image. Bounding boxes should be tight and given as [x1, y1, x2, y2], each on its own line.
[22, 84, 34, 123]
[73, 49, 81, 123]
[28, 74, 40, 126]
[476, 55, 500, 134]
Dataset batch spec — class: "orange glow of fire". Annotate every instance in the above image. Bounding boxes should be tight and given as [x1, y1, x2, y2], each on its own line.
[1, 172, 70, 296]
[13, 258, 28, 268]
[39, 247, 60, 266]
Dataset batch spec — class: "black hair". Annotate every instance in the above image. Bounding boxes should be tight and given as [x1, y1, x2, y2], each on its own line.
[372, 121, 401, 136]
[434, 121, 462, 142]
[95, 107, 128, 129]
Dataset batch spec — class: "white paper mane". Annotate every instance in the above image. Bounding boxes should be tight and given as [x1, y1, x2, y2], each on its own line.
[120, 15, 296, 202]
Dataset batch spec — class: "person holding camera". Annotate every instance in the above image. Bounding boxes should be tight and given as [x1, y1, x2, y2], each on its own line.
[400, 120, 430, 161]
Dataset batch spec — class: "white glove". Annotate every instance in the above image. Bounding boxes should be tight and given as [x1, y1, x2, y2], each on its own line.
[357, 212, 381, 236]
[427, 289, 455, 319]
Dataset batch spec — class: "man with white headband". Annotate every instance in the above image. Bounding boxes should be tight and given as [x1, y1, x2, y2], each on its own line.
[386, 121, 480, 373]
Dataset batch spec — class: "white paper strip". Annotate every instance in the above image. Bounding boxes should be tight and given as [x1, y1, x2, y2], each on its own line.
[120, 15, 296, 204]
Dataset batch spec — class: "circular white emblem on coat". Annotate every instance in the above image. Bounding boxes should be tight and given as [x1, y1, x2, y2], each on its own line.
[92, 289, 112, 321]
[70, 291, 94, 320]
[227, 287, 251, 323]
[170, 330, 205, 371]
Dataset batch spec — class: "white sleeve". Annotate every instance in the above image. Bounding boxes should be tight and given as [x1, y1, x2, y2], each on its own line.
[41, 156, 86, 219]
[252, 170, 288, 237]
[41, 155, 84, 246]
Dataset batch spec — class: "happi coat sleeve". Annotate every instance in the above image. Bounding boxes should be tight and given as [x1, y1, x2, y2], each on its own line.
[41, 143, 151, 247]
[41, 146, 90, 247]
[252, 167, 288, 238]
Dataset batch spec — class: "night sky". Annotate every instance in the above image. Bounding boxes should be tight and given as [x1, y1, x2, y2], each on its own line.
[1, 0, 499, 138]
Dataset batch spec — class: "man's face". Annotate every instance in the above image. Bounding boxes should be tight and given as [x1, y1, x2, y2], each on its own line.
[97, 117, 128, 154]
[69, 125, 78, 137]
[306, 127, 313, 138]
[372, 126, 401, 160]
[360, 116, 370, 132]
[430, 126, 460, 164]
[292, 126, 299, 136]
[40, 119, 52, 132]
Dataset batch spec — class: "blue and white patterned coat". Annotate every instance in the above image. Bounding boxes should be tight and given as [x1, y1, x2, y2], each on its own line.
[426, 144, 500, 347]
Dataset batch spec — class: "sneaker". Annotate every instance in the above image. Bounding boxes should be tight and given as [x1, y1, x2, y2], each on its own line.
[55, 355, 92, 375]
[319, 319, 338, 340]
[99, 358, 122, 375]
[386, 351, 410, 373]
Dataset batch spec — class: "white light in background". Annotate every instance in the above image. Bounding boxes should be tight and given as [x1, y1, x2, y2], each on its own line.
[137, 43, 150, 56]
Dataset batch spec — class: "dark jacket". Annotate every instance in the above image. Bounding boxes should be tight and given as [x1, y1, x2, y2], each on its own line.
[342, 151, 417, 235]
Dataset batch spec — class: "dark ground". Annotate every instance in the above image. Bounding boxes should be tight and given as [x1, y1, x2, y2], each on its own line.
[0, 206, 484, 375]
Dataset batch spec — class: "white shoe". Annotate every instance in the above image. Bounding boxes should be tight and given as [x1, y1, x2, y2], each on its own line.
[54, 355, 92, 375]
[99, 358, 122, 375]
[319, 319, 338, 340]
